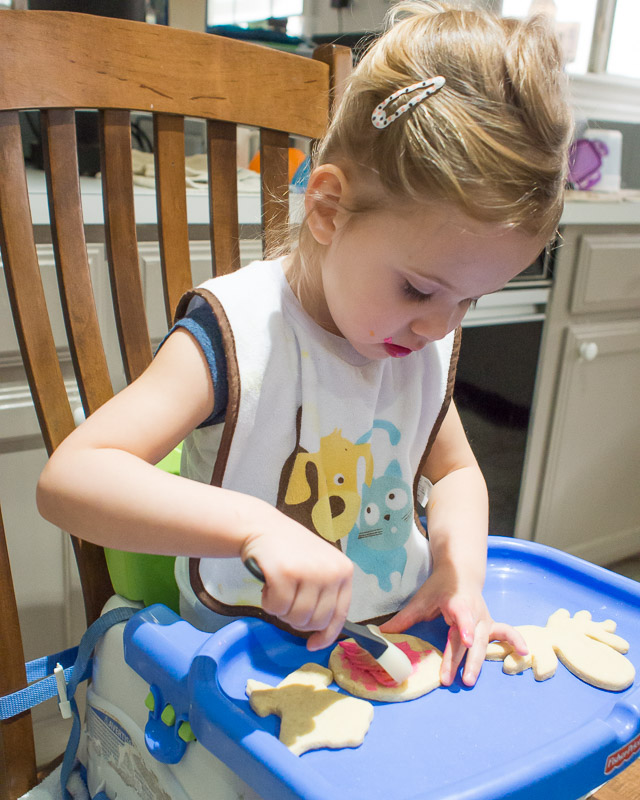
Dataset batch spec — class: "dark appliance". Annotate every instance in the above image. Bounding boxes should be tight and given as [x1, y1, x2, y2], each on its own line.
[454, 246, 555, 536]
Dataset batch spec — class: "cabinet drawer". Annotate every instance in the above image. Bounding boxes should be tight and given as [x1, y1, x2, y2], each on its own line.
[571, 233, 640, 314]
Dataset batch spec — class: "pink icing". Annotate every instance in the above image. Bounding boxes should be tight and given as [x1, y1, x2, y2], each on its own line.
[338, 640, 426, 692]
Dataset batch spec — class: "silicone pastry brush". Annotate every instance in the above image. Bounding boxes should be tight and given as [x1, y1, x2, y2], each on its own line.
[243, 557, 413, 684]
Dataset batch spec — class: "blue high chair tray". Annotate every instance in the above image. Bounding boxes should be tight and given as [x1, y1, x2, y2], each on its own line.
[124, 537, 640, 800]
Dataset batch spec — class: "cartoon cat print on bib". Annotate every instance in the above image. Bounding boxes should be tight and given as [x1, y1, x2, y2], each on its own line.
[279, 416, 414, 593]
[346, 459, 413, 591]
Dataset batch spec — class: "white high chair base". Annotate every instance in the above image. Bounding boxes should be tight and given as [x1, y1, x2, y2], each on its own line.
[84, 597, 261, 800]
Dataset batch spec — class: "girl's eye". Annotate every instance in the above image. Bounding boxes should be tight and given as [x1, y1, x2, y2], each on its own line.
[403, 281, 431, 302]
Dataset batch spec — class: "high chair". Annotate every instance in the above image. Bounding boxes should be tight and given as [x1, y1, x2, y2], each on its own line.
[0, 9, 350, 797]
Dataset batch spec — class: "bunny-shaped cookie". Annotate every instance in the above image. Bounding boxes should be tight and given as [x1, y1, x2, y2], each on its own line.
[486, 609, 635, 691]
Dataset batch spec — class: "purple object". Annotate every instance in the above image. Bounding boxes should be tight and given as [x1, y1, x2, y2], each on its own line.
[568, 138, 610, 190]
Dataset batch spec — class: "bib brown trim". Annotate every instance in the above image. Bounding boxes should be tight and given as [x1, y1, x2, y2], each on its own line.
[176, 289, 309, 628]
[413, 326, 461, 537]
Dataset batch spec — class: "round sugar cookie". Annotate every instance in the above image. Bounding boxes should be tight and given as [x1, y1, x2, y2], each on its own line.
[329, 633, 443, 702]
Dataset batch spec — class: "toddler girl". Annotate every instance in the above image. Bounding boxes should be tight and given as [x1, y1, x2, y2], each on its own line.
[37, 1, 573, 687]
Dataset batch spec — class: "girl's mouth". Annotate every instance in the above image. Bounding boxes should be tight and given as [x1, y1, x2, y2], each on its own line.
[383, 338, 412, 358]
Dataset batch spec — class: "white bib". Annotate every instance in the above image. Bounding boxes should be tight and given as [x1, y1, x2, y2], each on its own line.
[177, 259, 458, 625]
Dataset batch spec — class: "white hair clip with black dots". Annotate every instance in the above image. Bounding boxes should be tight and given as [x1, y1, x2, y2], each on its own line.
[371, 76, 446, 130]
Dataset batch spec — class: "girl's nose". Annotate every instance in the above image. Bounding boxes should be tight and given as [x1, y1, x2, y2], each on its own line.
[410, 303, 462, 342]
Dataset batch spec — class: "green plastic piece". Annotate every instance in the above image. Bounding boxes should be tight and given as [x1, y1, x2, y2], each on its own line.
[161, 704, 176, 727]
[104, 443, 182, 613]
[154, 444, 183, 475]
[144, 692, 155, 712]
[178, 721, 196, 742]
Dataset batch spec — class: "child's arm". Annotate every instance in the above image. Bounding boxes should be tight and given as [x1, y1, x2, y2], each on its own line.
[37, 329, 353, 650]
[380, 402, 527, 685]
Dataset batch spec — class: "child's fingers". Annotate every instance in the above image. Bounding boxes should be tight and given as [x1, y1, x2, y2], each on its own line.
[380, 585, 440, 634]
[260, 576, 297, 619]
[281, 581, 332, 631]
[443, 599, 476, 649]
[440, 626, 467, 686]
[460, 620, 490, 686]
[379, 602, 423, 634]
[489, 621, 528, 655]
[307, 581, 352, 651]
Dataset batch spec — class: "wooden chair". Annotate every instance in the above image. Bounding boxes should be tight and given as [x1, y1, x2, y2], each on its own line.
[0, 9, 350, 627]
[0, 504, 40, 800]
[0, 12, 349, 795]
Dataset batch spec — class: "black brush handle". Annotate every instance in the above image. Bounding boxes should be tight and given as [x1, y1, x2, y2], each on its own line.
[244, 556, 266, 583]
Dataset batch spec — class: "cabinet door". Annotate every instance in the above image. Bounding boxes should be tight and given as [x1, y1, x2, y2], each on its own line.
[533, 320, 640, 564]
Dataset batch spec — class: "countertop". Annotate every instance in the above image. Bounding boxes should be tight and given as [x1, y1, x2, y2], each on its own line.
[24, 167, 640, 228]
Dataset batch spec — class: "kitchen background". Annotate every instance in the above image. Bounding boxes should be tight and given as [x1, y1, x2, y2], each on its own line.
[1, 0, 639, 766]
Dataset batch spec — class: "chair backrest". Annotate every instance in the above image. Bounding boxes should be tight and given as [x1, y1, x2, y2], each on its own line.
[0, 10, 351, 628]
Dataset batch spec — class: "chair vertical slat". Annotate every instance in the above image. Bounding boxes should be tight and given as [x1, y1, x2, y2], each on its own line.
[100, 109, 152, 382]
[0, 111, 113, 627]
[207, 119, 240, 276]
[153, 113, 193, 325]
[0, 111, 75, 454]
[312, 43, 353, 117]
[41, 109, 114, 416]
[0, 508, 37, 800]
[70, 537, 113, 626]
[259, 128, 290, 256]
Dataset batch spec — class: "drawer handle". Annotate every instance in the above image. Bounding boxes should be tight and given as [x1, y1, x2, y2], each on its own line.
[579, 342, 599, 362]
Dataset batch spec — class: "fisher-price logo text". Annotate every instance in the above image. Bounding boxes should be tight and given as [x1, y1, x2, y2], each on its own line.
[605, 733, 640, 775]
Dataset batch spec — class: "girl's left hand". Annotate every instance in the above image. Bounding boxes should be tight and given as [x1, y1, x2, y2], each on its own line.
[380, 569, 528, 687]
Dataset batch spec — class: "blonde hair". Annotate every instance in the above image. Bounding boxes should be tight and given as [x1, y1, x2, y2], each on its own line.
[290, 0, 573, 266]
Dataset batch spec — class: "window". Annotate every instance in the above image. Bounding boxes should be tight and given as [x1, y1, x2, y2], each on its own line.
[206, 0, 303, 27]
[500, 0, 640, 80]
[499, 0, 640, 123]
[502, 0, 596, 74]
[608, 0, 640, 81]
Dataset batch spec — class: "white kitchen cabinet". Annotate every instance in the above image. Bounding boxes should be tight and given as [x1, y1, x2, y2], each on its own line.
[517, 226, 640, 564]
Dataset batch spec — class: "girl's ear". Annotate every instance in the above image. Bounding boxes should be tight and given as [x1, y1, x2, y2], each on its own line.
[304, 164, 348, 245]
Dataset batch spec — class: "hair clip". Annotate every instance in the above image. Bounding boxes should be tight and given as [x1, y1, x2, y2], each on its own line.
[371, 77, 446, 130]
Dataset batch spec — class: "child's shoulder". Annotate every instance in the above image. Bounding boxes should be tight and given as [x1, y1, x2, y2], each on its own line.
[198, 257, 284, 294]
[193, 257, 289, 327]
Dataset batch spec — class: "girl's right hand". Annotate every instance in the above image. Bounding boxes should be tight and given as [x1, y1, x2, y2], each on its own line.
[240, 513, 353, 652]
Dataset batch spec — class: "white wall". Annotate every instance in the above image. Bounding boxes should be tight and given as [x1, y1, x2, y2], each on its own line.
[301, 0, 389, 37]
[169, 0, 207, 31]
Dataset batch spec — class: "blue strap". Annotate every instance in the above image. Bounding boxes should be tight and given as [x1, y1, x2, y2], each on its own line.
[60, 606, 137, 800]
[0, 662, 77, 720]
[25, 646, 79, 683]
[0, 604, 139, 799]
